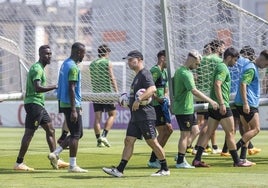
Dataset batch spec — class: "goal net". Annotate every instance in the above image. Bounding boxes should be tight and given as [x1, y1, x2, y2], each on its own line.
[0, 0, 267, 107]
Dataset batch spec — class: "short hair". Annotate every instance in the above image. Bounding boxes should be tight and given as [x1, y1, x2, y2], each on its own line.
[260, 49, 268, 60]
[72, 42, 85, 52]
[223, 47, 239, 60]
[39, 45, 50, 54]
[210, 39, 225, 53]
[98, 44, 111, 57]
[157, 50, 165, 58]
[240, 45, 255, 61]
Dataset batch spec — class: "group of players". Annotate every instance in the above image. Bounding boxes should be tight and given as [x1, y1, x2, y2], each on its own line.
[11, 40, 268, 176]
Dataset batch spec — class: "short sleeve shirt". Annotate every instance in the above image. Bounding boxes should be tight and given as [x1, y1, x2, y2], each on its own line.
[209, 62, 231, 108]
[129, 68, 156, 122]
[173, 66, 195, 115]
[24, 62, 46, 106]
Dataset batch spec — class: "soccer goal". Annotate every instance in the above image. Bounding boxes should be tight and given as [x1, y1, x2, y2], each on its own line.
[160, 0, 268, 111]
[0, 36, 29, 101]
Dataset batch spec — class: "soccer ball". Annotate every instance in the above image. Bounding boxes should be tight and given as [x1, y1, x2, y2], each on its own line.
[135, 88, 152, 105]
[119, 92, 130, 108]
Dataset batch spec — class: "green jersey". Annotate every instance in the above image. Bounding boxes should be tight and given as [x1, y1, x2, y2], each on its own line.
[24, 62, 46, 106]
[173, 66, 195, 115]
[89, 58, 114, 93]
[196, 54, 222, 93]
[150, 65, 168, 106]
[210, 62, 231, 108]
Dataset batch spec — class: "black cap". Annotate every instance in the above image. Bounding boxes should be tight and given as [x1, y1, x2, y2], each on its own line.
[122, 50, 143, 60]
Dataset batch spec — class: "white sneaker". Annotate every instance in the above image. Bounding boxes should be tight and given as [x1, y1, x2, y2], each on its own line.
[176, 161, 195, 169]
[68, 166, 88, 173]
[98, 137, 111, 147]
[102, 167, 123, 177]
[13, 163, 34, 171]
[212, 148, 222, 154]
[151, 169, 170, 176]
[48, 153, 58, 169]
[192, 150, 209, 156]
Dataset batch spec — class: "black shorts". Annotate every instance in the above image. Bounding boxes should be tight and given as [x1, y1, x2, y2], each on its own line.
[24, 103, 51, 130]
[175, 114, 197, 131]
[126, 120, 157, 140]
[154, 105, 170, 126]
[61, 107, 83, 139]
[93, 103, 116, 112]
[232, 108, 240, 119]
[235, 106, 259, 123]
[208, 108, 233, 121]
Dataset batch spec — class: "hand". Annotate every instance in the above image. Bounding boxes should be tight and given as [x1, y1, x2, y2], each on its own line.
[211, 101, 219, 110]
[219, 104, 226, 115]
[132, 101, 140, 111]
[70, 109, 78, 123]
[243, 104, 250, 114]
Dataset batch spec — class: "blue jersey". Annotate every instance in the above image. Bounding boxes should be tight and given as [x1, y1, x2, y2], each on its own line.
[234, 62, 260, 108]
[57, 58, 81, 107]
[229, 56, 250, 94]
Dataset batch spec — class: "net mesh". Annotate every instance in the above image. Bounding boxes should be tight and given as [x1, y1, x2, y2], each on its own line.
[0, 0, 267, 106]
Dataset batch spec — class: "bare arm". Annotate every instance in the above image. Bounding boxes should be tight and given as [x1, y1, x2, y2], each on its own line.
[191, 88, 218, 110]
[240, 82, 250, 114]
[34, 80, 57, 93]
[69, 81, 78, 122]
[214, 80, 226, 115]
[132, 85, 156, 111]
[108, 63, 118, 92]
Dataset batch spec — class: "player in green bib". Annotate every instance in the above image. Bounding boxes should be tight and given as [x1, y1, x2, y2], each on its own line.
[173, 50, 218, 169]
[147, 50, 173, 168]
[14, 45, 58, 171]
[193, 47, 252, 167]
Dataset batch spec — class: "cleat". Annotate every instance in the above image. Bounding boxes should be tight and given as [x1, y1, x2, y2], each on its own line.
[57, 159, 69, 169]
[192, 160, 210, 167]
[98, 136, 111, 147]
[205, 146, 212, 153]
[176, 161, 195, 169]
[240, 159, 256, 166]
[102, 167, 123, 177]
[48, 153, 59, 169]
[220, 152, 231, 157]
[151, 169, 170, 176]
[68, 166, 88, 173]
[97, 141, 105, 148]
[248, 147, 261, 155]
[186, 147, 193, 153]
[13, 163, 34, 171]
[212, 148, 222, 154]
[233, 160, 252, 167]
[147, 160, 161, 168]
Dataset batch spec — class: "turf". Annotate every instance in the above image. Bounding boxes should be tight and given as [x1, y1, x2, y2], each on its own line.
[0, 127, 268, 188]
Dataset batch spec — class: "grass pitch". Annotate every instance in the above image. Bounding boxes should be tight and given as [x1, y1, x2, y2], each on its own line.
[0, 127, 268, 188]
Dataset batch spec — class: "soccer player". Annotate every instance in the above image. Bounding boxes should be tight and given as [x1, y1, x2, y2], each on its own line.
[102, 50, 170, 177]
[173, 50, 218, 168]
[48, 42, 88, 173]
[192, 47, 252, 167]
[193, 39, 225, 155]
[147, 50, 173, 168]
[89, 44, 118, 147]
[14, 45, 58, 171]
[234, 49, 268, 163]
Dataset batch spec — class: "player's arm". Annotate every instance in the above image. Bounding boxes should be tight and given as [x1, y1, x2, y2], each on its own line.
[191, 88, 218, 110]
[214, 80, 225, 115]
[108, 63, 118, 92]
[34, 80, 57, 93]
[68, 66, 79, 122]
[137, 85, 157, 101]
[240, 68, 254, 114]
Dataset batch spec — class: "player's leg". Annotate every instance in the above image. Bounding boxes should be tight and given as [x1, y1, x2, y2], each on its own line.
[57, 117, 69, 145]
[93, 103, 104, 147]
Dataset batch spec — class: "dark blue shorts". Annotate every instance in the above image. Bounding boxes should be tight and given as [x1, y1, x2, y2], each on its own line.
[208, 108, 233, 121]
[235, 105, 259, 123]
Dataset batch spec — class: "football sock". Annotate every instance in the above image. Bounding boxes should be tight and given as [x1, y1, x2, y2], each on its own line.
[101, 129, 108, 137]
[240, 146, 247, 160]
[236, 139, 245, 151]
[16, 157, 23, 164]
[229, 150, 240, 164]
[53, 146, 63, 156]
[212, 145, 218, 150]
[195, 146, 205, 161]
[70, 157, 77, 167]
[95, 134, 100, 140]
[248, 141, 254, 149]
[149, 151, 157, 162]
[117, 159, 128, 173]
[222, 140, 228, 153]
[159, 159, 168, 171]
[176, 153, 185, 164]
